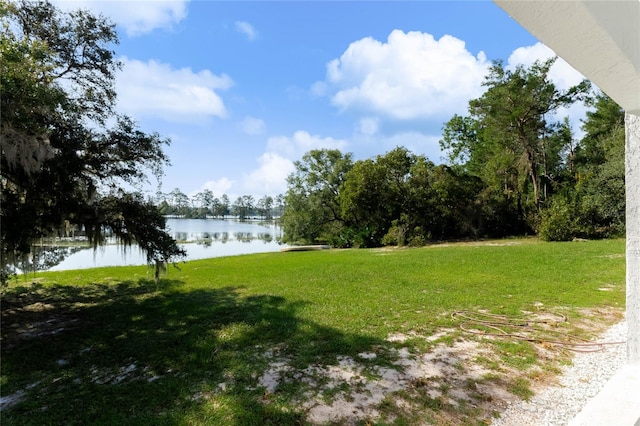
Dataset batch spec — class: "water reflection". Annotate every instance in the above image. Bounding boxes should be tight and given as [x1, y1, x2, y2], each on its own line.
[44, 219, 287, 271]
[175, 232, 189, 242]
[18, 245, 91, 272]
[259, 233, 273, 243]
[170, 229, 277, 245]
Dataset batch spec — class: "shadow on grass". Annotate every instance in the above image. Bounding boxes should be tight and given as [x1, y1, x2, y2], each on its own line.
[1, 278, 384, 425]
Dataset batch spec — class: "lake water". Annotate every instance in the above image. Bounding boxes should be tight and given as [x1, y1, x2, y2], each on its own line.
[46, 218, 287, 271]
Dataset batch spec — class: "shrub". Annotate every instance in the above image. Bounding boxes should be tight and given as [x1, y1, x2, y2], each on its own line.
[382, 220, 407, 246]
[538, 198, 578, 241]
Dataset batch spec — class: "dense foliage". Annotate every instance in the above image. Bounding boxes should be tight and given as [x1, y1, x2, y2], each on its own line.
[1, 1, 184, 280]
[281, 60, 625, 246]
[281, 149, 354, 245]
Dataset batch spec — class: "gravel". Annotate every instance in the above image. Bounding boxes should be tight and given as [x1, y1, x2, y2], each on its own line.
[491, 320, 628, 426]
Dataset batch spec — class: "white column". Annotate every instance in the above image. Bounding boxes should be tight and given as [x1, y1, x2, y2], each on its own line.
[626, 112, 640, 365]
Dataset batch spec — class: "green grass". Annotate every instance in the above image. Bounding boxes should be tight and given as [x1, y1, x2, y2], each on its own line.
[1, 238, 626, 425]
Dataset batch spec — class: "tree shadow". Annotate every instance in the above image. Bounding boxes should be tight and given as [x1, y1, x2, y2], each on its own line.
[1, 278, 385, 425]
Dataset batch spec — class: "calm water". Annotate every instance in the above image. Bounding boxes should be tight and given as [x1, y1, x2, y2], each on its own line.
[46, 218, 287, 271]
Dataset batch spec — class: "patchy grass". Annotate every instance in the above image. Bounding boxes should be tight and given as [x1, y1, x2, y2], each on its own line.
[1, 238, 625, 424]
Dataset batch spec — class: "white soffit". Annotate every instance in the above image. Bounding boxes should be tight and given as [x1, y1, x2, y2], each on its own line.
[494, 0, 640, 115]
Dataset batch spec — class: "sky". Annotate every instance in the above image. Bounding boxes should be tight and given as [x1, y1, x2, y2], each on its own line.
[55, 0, 591, 201]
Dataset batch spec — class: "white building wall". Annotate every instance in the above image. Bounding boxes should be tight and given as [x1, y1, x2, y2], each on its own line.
[627, 113, 640, 364]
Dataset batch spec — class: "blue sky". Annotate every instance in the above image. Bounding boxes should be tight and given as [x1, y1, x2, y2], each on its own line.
[56, 1, 589, 200]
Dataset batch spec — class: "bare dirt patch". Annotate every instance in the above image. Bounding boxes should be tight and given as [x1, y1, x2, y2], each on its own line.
[373, 240, 526, 255]
[426, 240, 525, 249]
[252, 334, 526, 424]
[248, 308, 626, 425]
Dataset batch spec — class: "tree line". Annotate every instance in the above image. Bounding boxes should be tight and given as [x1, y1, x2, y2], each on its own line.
[153, 189, 285, 220]
[280, 59, 624, 247]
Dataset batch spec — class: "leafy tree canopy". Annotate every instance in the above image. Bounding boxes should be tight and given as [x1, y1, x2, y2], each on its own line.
[576, 92, 625, 167]
[281, 149, 353, 245]
[1, 0, 185, 280]
[441, 58, 591, 231]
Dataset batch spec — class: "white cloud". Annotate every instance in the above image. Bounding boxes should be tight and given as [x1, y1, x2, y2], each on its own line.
[310, 81, 328, 97]
[358, 117, 379, 136]
[200, 177, 234, 196]
[240, 116, 266, 135]
[242, 153, 295, 196]
[234, 131, 349, 196]
[507, 42, 586, 91]
[235, 21, 258, 41]
[195, 131, 347, 198]
[266, 131, 349, 159]
[117, 58, 233, 122]
[318, 30, 490, 121]
[54, 0, 189, 36]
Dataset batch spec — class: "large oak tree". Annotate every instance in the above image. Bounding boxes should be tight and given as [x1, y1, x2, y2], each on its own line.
[281, 149, 353, 245]
[1, 1, 184, 280]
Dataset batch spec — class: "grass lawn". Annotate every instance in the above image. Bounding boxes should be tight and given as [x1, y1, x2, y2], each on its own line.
[1, 238, 626, 425]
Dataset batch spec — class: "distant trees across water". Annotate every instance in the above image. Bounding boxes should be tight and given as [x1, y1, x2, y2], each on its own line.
[153, 191, 285, 221]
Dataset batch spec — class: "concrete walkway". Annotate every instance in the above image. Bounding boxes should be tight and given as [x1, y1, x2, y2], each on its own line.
[569, 364, 640, 426]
